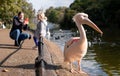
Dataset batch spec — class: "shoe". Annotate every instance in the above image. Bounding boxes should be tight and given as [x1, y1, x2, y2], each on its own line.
[19, 40, 24, 48]
[14, 40, 24, 47]
[29, 34, 31, 39]
[32, 46, 37, 49]
[14, 40, 19, 46]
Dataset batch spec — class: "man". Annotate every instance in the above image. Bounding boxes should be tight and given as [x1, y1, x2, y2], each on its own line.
[10, 12, 31, 46]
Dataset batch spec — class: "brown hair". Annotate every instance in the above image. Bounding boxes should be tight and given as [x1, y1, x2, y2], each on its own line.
[18, 11, 24, 16]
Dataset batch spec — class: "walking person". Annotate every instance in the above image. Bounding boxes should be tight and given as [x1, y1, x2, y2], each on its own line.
[32, 11, 47, 49]
[9, 11, 31, 46]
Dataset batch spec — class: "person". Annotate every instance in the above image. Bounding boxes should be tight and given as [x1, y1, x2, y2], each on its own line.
[9, 11, 31, 46]
[0, 21, 6, 29]
[32, 11, 47, 49]
[2, 22, 6, 29]
[0, 21, 2, 30]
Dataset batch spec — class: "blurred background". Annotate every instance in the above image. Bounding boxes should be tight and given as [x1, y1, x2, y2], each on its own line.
[0, 0, 120, 76]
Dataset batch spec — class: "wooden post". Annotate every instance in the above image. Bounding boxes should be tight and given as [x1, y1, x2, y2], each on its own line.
[38, 37, 43, 56]
[35, 37, 46, 76]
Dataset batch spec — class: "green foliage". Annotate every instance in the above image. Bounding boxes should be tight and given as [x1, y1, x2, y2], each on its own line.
[46, 7, 66, 24]
[0, 0, 35, 26]
[70, 0, 120, 29]
[42, 0, 120, 31]
[60, 8, 77, 29]
[46, 7, 77, 30]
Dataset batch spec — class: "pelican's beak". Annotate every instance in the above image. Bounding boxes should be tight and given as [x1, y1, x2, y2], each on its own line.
[84, 17, 103, 35]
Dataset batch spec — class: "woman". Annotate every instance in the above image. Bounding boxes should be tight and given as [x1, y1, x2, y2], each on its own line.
[10, 12, 31, 46]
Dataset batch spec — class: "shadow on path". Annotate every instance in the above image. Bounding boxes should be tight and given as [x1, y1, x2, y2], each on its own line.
[0, 46, 21, 66]
[1, 63, 62, 70]
[0, 44, 18, 49]
[0, 44, 14, 46]
[1, 64, 34, 69]
[45, 63, 62, 70]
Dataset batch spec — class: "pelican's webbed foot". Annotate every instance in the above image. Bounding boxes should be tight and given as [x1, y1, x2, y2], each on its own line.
[70, 69, 77, 73]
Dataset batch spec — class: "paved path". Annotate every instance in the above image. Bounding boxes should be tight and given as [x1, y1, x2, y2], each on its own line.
[0, 29, 37, 76]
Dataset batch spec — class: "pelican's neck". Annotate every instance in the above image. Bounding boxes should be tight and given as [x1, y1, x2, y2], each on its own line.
[77, 25, 87, 40]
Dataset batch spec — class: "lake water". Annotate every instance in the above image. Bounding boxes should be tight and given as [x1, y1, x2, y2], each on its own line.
[51, 32, 120, 76]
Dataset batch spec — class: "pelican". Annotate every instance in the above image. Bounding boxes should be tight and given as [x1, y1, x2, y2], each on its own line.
[64, 13, 103, 73]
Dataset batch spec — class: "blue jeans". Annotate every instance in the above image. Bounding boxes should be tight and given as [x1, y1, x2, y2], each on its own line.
[33, 36, 38, 46]
[10, 29, 30, 42]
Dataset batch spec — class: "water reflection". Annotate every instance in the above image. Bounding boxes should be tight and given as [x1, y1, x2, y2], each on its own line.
[93, 43, 120, 76]
[51, 31, 120, 76]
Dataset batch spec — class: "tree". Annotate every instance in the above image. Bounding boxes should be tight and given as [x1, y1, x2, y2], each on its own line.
[70, 0, 120, 29]
[46, 7, 66, 24]
[0, 0, 35, 25]
[60, 8, 77, 30]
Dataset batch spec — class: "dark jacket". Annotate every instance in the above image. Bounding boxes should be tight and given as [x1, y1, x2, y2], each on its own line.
[10, 16, 23, 33]
[10, 16, 28, 34]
